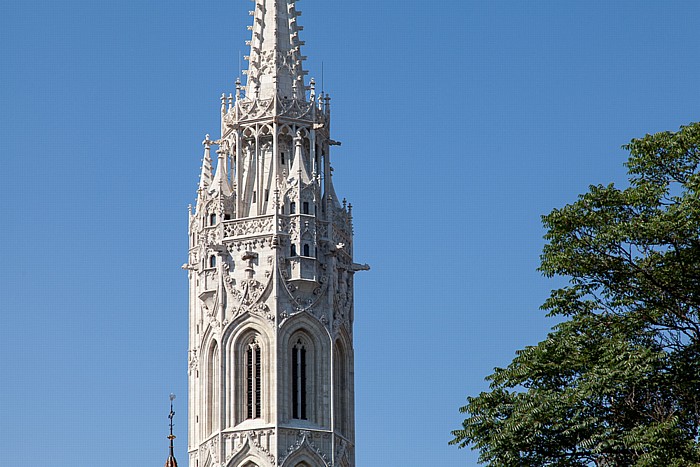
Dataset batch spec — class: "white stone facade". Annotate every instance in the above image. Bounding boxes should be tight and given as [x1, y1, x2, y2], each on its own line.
[185, 2, 365, 466]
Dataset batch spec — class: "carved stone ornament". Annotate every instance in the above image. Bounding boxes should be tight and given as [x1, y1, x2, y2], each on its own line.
[223, 265, 275, 324]
[224, 216, 274, 238]
[225, 430, 277, 466]
[334, 436, 349, 465]
[279, 430, 331, 467]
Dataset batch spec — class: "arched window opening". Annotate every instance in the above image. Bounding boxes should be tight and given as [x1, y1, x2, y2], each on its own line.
[292, 338, 308, 420]
[291, 244, 297, 257]
[334, 341, 349, 435]
[209, 256, 217, 268]
[303, 244, 310, 257]
[281, 152, 285, 165]
[290, 202, 296, 214]
[210, 213, 217, 226]
[246, 338, 262, 420]
[302, 202, 309, 215]
[206, 342, 219, 436]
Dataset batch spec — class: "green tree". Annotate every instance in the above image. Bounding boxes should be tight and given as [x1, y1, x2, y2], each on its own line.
[452, 123, 700, 466]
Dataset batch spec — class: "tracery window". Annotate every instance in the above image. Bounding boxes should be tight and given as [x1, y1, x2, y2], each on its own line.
[292, 338, 308, 420]
[246, 338, 262, 419]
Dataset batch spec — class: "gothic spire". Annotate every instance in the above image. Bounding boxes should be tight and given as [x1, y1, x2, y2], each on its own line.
[244, 0, 308, 100]
[165, 394, 178, 467]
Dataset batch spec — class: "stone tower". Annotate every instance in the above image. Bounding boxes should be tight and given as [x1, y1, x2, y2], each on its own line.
[185, 1, 367, 466]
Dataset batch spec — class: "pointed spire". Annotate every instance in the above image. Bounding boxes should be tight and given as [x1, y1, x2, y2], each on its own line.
[165, 394, 178, 467]
[289, 132, 311, 184]
[325, 166, 342, 209]
[199, 135, 213, 191]
[244, 0, 308, 100]
[210, 146, 233, 197]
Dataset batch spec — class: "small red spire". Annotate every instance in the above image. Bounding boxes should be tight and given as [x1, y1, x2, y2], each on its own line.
[165, 394, 178, 467]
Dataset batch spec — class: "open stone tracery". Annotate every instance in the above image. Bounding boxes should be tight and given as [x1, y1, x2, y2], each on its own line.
[186, 2, 367, 466]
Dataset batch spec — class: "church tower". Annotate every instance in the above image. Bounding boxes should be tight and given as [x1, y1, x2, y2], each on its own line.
[185, 2, 367, 466]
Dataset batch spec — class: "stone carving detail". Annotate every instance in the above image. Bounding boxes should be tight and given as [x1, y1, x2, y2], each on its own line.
[333, 269, 353, 335]
[202, 226, 222, 247]
[223, 262, 275, 324]
[226, 97, 276, 123]
[279, 430, 331, 467]
[188, 349, 199, 375]
[225, 236, 275, 253]
[224, 216, 274, 238]
[317, 221, 329, 239]
[334, 436, 349, 465]
[277, 257, 329, 326]
[279, 98, 314, 120]
[225, 430, 277, 465]
[278, 216, 295, 236]
[205, 436, 219, 465]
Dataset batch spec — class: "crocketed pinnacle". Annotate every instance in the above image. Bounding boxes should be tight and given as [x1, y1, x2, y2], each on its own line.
[199, 136, 213, 191]
[289, 134, 311, 184]
[209, 147, 232, 197]
[244, 0, 308, 100]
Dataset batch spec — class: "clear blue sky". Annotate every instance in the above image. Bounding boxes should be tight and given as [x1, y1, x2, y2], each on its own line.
[1, 1, 699, 465]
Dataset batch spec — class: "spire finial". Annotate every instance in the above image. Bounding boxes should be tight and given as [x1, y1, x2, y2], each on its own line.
[244, 0, 307, 100]
[165, 394, 178, 467]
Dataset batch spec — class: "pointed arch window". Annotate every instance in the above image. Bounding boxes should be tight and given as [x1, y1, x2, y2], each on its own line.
[302, 202, 309, 215]
[246, 338, 262, 420]
[290, 244, 297, 257]
[303, 244, 310, 257]
[210, 213, 217, 225]
[206, 341, 219, 435]
[334, 341, 350, 436]
[292, 338, 308, 420]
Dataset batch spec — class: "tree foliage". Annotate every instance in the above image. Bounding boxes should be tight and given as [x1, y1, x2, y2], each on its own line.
[451, 123, 700, 466]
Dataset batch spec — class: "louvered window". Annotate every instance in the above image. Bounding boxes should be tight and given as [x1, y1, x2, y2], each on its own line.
[292, 339, 307, 420]
[246, 339, 262, 419]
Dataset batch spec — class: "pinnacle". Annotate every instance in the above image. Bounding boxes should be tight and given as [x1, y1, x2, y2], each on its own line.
[243, 0, 308, 101]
